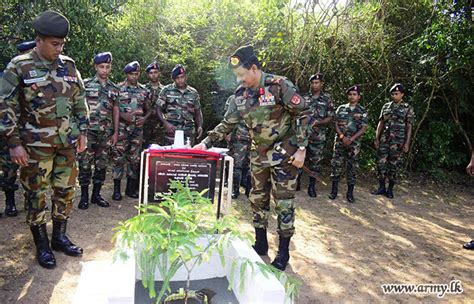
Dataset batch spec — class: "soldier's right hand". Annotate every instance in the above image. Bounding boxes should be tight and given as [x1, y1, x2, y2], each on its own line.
[192, 143, 207, 150]
[9, 146, 29, 167]
[165, 123, 176, 135]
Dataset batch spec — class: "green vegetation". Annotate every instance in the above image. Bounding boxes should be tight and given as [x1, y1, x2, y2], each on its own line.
[1, 0, 472, 176]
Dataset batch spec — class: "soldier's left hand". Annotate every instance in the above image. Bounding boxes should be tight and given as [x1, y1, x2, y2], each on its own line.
[77, 134, 87, 153]
[136, 117, 146, 127]
[110, 132, 119, 146]
[403, 143, 410, 153]
[289, 148, 306, 168]
[196, 127, 203, 139]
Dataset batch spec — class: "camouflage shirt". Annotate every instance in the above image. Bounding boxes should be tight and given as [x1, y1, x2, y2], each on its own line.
[335, 103, 368, 142]
[224, 95, 250, 142]
[202, 72, 311, 167]
[379, 101, 415, 141]
[118, 83, 150, 127]
[156, 83, 201, 128]
[0, 50, 89, 148]
[84, 76, 119, 132]
[304, 91, 334, 140]
[144, 82, 165, 106]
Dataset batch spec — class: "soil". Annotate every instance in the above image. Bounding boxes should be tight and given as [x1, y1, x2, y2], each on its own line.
[0, 173, 473, 303]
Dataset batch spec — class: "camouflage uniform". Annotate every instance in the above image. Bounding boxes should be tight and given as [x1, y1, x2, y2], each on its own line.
[78, 76, 118, 186]
[143, 82, 165, 147]
[156, 83, 201, 146]
[376, 101, 415, 181]
[0, 135, 19, 191]
[304, 92, 334, 174]
[0, 50, 89, 225]
[112, 83, 150, 180]
[330, 103, 368, 185]
[202, 73, 310, 237]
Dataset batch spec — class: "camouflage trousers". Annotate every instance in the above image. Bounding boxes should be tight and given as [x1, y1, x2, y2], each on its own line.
[376, 137, 404, 181]
[250, 160, 298, 238]
[330, 141, 361, 185]
[164, 123, 196, 146]
[21, 145, 78, 226]
[305, 138, 326, 174]
[77, 129, 112, 186]
[111, 125, 143, 180]
[228, 138, 251, 184]
[142, 114, 165, 148]
[0, 143, 19, 191]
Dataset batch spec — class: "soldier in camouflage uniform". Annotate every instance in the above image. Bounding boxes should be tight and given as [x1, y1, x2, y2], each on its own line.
[301, 73, 334, 198]
[0, 11, 88, 268]
[372, 83, 414, 199]
[155, 65, 203, 146]
[77, 52, 119, 209]
[111, 61, 151, 200]
[195, 46, 311, 271]
[328, 85, 368, 203]
[224, 95, 251, 199]
[143, 61, 165, 147]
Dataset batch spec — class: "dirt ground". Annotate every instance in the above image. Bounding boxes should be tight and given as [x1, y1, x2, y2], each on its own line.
[0, 173, 473, 303]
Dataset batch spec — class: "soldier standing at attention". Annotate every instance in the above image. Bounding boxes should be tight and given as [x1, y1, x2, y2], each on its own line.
[301, 73, 334, 197]
[328, 85, 368, 203]
[155, 65, 203, 146]
[77, 52, 119, 209]
[194, 46, 311, 271]
[143, 61, 165, 147]
[0, 11, 89, 268]
[463, 150, 474, 250]
[0, 41, 37, 217]
[111, 62, 151, 200]
[372, 83, 414, 198]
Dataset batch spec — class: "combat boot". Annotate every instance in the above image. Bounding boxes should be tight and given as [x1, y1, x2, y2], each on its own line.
[328, 181, 338, 200]
[77, 185, 89, 210]
[4, 189, 18, 217]
[271, 235, 291, 271]
[51, 220, 83, 257]
[371, 179, 386, 195]
[30, 224, 56, 269]
[386, 180, 395, 199]
[125, 178, 139, 199]
[295, 174, 302, 191]
[252, 228, 268, 255]
[307, 177, 317, 198]
[346, 184, 355, 203]
[231, 178, 240, 199]
[112, 179, 122, 201]
[244, 173, 252, 197]
[91, 183, 109, 207]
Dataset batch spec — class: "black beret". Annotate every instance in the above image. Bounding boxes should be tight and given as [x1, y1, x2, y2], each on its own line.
[171, 64, 186, 79]
[309, 73, 324, 82]
[32, 10, 70, 38]
[146, 61, 160, 73]
[229, 45, 259, 68]
[93, 52, 112, 65]
[346, 85, 361, 95]
[16, 40, 36, 53]
[390, 83, 405, 93]
[123, 61, 140, 73]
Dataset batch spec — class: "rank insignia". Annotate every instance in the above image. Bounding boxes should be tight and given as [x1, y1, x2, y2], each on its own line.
[63, 75, 77, 82]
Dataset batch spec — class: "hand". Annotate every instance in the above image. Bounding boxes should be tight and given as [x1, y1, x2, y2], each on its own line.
[467, 160, 474, 177]
[77, 134, 87, 153]
[374, 138, 380, 149]
[271, 78, 288, 95]
[289, 148, 306, 168]
[165, 123, 176, 136]
[9, 146, 29, 167]
[121, 112, 134, 124]
[192, 143, 207, 150]
[403, 143, 410, 153]
[342, 137, 352, 146]
[136, 117, 146, 127]
[196, 127, 203, 140]
[110, 132, 118, 146]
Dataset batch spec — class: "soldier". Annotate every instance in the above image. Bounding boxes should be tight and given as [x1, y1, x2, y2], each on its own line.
[463, 150, 474, 250]
[111, 61, 151, 200]
[0, 11, 89, 268]
[155, 65, 203, 146]
[194, 45, 311, 271]
[372, 83, 414, 198]
[143, 61, 165, 147]
[77, 52, 119, 209]
[328, 85, 368, 203]
[301, 73, 334, 197]
[223, 95, 251, 199]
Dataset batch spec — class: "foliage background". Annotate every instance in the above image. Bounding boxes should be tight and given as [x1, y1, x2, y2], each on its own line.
[1, 0, 472, 176]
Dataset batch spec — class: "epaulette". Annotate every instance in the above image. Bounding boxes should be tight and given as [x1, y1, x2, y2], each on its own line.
[186, 85, 198, 93]
[59, 54, 76, 64]
[234, 85, 245, 95]
[10, 53, 33, 64]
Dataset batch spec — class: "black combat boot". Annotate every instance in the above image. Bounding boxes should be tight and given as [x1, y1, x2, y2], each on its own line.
[244, 173, 252, 197]
[252, 228, 268, 256]
[295, 174, 302, 191]
[112, 179, 122, 201]
[30, 224, 56, 269]
[91, 183, 110, 207]
[371, 179, 386, 195]
[77, 185, 89, 210]
[328, 181, 338, 200]
[346, 184, 355, 203]
[125, 178, 139, 199]
[307, 177, 317, 198]
[386, 180, 395, 199]
[51, 220, 83, 256]
[271, 235, 291, 271]
[231, 178, 240, 199]
[4, 189, 18, 217]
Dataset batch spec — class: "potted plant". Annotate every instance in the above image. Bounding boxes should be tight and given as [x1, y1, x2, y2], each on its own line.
[113, 179, 299, 304]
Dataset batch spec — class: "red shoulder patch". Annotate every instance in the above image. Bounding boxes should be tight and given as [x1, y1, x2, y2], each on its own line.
[291, 95, 301, 105]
